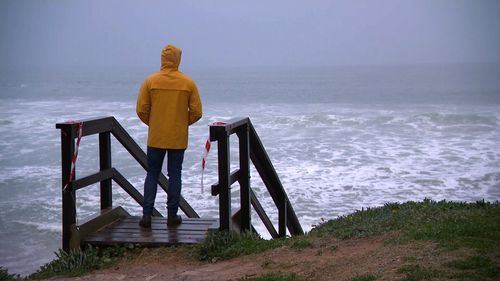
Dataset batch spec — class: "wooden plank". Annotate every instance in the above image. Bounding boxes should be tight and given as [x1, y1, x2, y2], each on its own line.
[104, 225, 214, 233]
[85, 236, 201, 245]
[56, 116, 114, 137]
[99, 132, 112, 210]
[250, 189, 279, 238]
[73, 168, 114, 191]
[85, 233, 203, 244]
[95, 227, 211, 236]
[248, 120, 304, 236]
[92, 231, 206, 239]
[216, 130, 231, 231]
[237, 123, 251, 232]
[86, 231, 206, 239]
[82, 216, 218, 247]
[86, 235, 201, 243]
[95, 218, 217, 231]
[85, 236, 203, 245]
[120, 217, 217, 224]
[86, 234, 206, 242]
[211, 169, 240, 196]
[90, 231, 208, 239]
[87, 223, 208, 234]
[106, 217, 217, 225]
[77, 206, 129, 242]
[111, 221, 217, 231]
[60, 124, 76, 252]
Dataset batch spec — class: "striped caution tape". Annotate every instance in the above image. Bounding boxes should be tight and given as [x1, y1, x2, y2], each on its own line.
[63, 121, 83, 192]
[201, 121, 227, 192]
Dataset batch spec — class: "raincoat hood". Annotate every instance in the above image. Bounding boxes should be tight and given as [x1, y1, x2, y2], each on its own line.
[161, 44, 182, 70]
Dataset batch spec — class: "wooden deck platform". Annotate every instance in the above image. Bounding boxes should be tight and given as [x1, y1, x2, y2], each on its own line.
[83, 216, 219, 246]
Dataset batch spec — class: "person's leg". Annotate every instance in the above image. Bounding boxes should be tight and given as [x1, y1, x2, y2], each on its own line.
[166, 149, 185, 222]
[141, 147, 166, 227]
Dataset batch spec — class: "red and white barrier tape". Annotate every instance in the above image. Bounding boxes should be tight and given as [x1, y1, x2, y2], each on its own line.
[201, 121, 227, 192]
[63, 121, 83, 192]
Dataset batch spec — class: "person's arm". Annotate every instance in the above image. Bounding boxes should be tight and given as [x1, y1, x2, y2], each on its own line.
[136, 79, 151, 125]
[188, 83, 202, 125]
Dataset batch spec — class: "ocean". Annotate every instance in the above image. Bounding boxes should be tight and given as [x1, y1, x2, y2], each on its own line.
[1, 63, 499, 276]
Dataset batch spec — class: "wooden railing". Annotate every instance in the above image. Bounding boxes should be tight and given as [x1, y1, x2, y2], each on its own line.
[210, 117, 303, 237]
[56, 117, 199, 251]
[56, 116, 303, 251]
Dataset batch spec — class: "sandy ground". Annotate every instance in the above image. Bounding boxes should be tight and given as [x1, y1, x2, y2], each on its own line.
[43, 233, 473, 281]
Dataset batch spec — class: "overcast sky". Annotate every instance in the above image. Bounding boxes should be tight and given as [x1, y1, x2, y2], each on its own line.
[1, 0, 500, 71]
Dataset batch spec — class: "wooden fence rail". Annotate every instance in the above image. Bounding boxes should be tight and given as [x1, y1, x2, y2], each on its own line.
[56, 116, 303, 251]
[209, 117, 303, 238]
[56, 117, 199, 251]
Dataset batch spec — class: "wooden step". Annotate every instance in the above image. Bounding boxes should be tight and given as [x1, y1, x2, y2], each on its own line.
[83, 216, 219, 246]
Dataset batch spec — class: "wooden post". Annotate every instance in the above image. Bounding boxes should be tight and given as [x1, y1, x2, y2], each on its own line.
[237, 124, 251, 232]
[60, 124, 76, 252]
[278, 198, 287, 238]
[217, 129, 231, 231]
[99, 132, 112, 210]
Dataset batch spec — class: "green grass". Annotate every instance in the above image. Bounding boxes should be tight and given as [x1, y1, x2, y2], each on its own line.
[311, 199, 500, 252]
[397, 264, 441, 281]
[193, 230, 288, 262]
[192, 229, 315, 262]
[28, 244, 136, 279]
[28, 199, 500, 280]
[346, 273, 378, 281]
[237, 272, 301, 281]
[287, 235, 312, 250]
[446, 255, 500, 281]
[0, 267, 23, 281]
[311, 199, 500, 281]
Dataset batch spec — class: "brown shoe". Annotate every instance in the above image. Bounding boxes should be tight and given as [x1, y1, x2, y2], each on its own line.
[167, 215, 182, 226]
[139, 215, 151, 228]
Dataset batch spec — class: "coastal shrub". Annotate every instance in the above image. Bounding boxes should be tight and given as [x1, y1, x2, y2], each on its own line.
[0, 267, 23, 281]
[29, 248, 100, 279]
[194, 230, 286, 262]
[29, 245, 132, 279]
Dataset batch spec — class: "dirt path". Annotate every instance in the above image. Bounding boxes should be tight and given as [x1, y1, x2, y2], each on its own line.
[44, 233, 469, 281]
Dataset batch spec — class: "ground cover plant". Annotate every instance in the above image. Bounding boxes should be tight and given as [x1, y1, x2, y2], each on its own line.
[26, 199, 499, 280]
[310, 199, 499, 280]
[28, 244, 137, 279]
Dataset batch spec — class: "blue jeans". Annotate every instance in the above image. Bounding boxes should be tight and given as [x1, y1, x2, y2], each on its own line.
[143, 147, 185, 217]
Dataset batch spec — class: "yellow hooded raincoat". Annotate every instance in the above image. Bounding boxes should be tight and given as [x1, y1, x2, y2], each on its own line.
[136, 45, 202, 149]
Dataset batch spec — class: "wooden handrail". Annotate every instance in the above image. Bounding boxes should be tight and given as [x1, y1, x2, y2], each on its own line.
[56, 115, 303, 251]
[111, 119, 199, 218]
[209, 117, 304, 238]
[56, 116, 199, 251]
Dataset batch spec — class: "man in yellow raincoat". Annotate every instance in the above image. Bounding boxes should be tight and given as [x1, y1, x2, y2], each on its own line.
[136, 44, 202, 228]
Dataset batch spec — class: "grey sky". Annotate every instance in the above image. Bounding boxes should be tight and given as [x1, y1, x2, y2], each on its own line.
[1, 0, 500, 71]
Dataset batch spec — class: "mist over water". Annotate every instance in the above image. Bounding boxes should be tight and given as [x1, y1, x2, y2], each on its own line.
[0, 63, 499, 275]
[3, 0, 500, 276]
